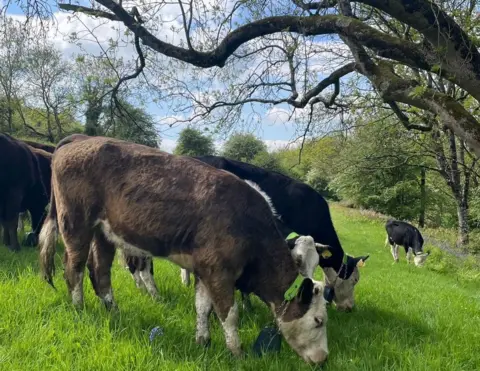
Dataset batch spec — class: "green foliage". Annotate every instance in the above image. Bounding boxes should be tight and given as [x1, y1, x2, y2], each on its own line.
[101, 100, 160, 148]
[250, 150, 287, 174]
[174, 127, 215, 156]
[222, 133, 266, 162]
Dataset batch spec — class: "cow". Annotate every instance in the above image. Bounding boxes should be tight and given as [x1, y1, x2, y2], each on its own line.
[16, 140, 54, 236]
[21, 146, 52, 246]
[385, 219, 430, 267]
[120, 178, 331, 308]
[0, 134, 49, 251]
[21, 140, 55, 153]
[128, 156, 368, 311]
[39, 136, 330, 364]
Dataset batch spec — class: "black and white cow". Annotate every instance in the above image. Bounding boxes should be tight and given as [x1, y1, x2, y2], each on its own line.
[385, 219, 430, 267]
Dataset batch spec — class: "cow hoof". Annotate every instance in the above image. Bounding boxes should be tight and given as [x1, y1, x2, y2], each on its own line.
[196, 335, 211, 347]
[229, 347, 244, 358]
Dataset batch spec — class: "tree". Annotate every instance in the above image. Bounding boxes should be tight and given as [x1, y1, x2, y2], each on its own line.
[101, 99, 160, 148]
[174, 127, 215, 156]
[0, 18, 28, 133]
[23, 41, 74, 142]
[50, 0, 480, 158]
[222, 133, 266, 162]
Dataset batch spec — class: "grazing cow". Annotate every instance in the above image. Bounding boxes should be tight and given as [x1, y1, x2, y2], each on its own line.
[119, 178, 331, 304]
[0, 134, 49, 250]
[385, 219, 430, 267]
[39, 137, 330, 364]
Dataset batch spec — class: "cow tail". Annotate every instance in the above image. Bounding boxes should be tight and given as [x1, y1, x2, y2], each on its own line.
[39, 185, 58, 289]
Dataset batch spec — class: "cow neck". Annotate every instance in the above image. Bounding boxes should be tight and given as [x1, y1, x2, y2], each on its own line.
[254, 251, 299, 312]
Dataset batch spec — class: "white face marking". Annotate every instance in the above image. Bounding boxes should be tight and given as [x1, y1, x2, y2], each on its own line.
[221, 301, 241, 356]
[291, 236, 319, 278]
[195, 279, 213, 345]
[323, 267, 358, 311]
[180, 268, 191, 286]
[277, 280, 328, 364]
[414, 252, 429, 267]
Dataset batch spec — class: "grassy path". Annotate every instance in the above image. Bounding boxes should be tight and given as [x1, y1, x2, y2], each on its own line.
[0, 205, 479, 370]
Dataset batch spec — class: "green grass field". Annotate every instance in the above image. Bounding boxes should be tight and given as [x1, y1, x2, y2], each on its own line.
[0, 204, 479, 370]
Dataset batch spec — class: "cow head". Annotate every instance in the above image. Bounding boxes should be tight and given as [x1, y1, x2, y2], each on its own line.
[287, 235, 330, 278]
[277, 278, 328, 365]
[323, 255, 369, 312]
[413, 251, 430, 267]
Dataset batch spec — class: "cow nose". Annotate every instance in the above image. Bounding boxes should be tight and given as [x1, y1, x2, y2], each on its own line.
[306, 350, 328, 365]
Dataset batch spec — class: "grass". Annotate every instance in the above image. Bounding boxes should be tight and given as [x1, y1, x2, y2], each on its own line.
[0, 204, 479, 370]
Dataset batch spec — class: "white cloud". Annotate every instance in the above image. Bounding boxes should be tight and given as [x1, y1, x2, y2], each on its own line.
[159, 138, 177, 153]
[265, 106, 292, 125]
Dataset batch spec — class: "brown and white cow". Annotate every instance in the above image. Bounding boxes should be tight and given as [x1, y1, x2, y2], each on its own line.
[39, 136, 329, 364]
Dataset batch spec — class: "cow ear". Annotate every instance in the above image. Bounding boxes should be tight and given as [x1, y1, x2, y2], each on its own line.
[315, 243, 332, 259]
[355, 255, 369, 267]
[357, 255, 369, 267]
[298, 278, 314, 305]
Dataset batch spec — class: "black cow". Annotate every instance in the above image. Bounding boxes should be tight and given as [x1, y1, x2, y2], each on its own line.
[0, 134, 49, 250]
[385, 219, 429, 266]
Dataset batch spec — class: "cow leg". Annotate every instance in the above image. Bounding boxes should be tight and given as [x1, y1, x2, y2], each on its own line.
[4, 190, 22, 251]
[89, 230, 117, 309]
[124, 254, 147, 290]
[241, 292, 252, 312]
[180, 268, 191, 286]
[62, 233, 93, 307]
[2, 221, 10, 246]
[17, 212, 25, 233]
[201, 275, 241, 356]
[390, 244, 399, 263]
[406, 247, 413, 264]
[195, 276, 213, 347]
[138, 257, 159, 298]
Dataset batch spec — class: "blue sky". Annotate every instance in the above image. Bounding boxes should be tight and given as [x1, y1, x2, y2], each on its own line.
[5, 0, 329, 152]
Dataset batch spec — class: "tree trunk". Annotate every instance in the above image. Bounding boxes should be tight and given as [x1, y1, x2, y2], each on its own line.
[456, 199, 469, 247]
[418, 167, 426, 228]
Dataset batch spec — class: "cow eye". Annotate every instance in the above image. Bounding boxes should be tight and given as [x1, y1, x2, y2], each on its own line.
[314, 317, 323, 328]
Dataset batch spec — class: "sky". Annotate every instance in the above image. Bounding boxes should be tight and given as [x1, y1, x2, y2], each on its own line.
[4, 0, 342, 153]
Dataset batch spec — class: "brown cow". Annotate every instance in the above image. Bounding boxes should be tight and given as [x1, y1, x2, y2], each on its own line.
[39, 136, 329, 364]
[0, 134, 48, 250]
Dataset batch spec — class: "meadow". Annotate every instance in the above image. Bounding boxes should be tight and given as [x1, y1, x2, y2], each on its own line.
[0, 204, 479, 371]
